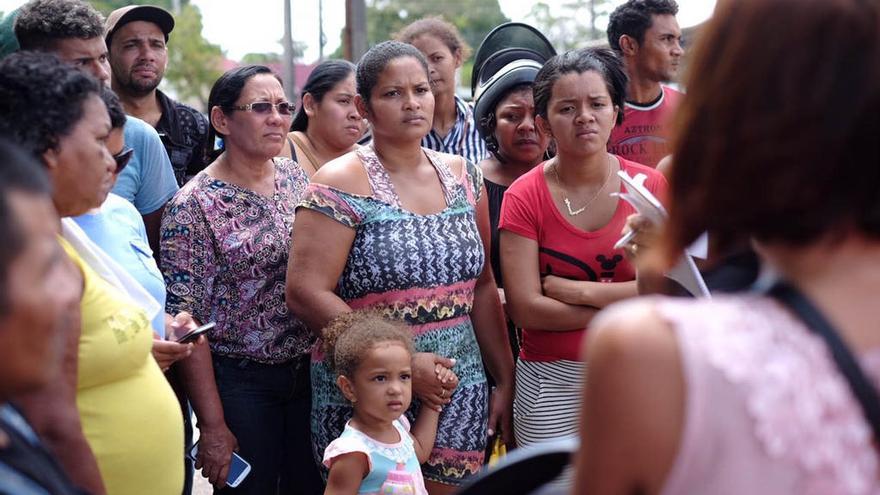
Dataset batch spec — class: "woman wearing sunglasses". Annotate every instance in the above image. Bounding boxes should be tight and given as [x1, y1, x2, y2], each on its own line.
[161, 65, 321, 494]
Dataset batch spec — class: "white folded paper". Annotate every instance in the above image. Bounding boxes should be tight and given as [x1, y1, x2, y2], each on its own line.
[613, 170, 711, 297]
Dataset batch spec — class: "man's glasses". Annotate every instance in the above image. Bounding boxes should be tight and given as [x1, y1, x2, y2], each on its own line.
[113, 147, 134, 174]
[230, 101, 294, 115]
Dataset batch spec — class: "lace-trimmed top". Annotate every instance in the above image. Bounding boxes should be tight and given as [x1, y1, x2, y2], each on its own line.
[358, 146, 464, 208]
[323, 417, 428, 495]
[624, 295, 880, 495]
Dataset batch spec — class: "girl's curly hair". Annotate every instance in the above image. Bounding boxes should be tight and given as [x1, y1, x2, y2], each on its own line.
[322, 310, 415, 378]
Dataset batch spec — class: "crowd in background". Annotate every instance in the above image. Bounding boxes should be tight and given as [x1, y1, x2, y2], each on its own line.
[0, 0, 878, 494]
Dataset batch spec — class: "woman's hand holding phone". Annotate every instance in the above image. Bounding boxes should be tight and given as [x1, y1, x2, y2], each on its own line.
[151, 334, 192, 371]
[151, 312, 208, 371]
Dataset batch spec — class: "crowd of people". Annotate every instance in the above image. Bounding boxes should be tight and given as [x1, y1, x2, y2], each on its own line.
[0, 0, 878, 494]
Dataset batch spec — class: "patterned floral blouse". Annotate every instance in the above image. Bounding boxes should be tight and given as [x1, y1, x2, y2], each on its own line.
[161, 157, 312, 364]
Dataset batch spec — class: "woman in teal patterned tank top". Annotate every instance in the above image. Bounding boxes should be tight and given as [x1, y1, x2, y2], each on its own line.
[287, 41, 514, 492]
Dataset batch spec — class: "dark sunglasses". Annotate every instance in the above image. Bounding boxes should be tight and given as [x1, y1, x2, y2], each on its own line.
[113, 147, 134, 174]
[231, 101, 294, 115]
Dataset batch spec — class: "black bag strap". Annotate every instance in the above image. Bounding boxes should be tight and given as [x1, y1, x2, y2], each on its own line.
[768, 282, 880, 445]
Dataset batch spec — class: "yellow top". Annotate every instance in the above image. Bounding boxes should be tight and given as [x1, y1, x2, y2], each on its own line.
[61, 237, 183, 495]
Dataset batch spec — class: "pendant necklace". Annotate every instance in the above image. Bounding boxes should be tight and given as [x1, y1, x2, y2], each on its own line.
[552, 155, 614, 216]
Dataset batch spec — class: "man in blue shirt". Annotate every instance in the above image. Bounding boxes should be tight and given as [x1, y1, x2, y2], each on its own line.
[13, 0, 179, 253]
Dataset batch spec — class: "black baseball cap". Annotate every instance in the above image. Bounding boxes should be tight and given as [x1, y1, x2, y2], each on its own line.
[105, 5, 174, 44]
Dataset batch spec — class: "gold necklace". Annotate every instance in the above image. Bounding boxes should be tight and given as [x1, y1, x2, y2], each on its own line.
[552, 155, 614, 216]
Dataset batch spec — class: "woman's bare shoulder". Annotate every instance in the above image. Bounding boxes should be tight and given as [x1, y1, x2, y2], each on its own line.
[310, 151, 371, 196]
[587, 299, 680, 369]
[580, 298, 685, 493]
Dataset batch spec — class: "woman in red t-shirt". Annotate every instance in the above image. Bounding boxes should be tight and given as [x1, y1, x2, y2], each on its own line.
[499, 48, 667, 448]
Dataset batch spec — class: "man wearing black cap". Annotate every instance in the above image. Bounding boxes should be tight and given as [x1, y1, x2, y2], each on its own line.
[107, 6, 209, 187]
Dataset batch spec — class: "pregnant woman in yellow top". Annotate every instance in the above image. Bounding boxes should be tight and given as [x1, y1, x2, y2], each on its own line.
[0, 52, 185, 495]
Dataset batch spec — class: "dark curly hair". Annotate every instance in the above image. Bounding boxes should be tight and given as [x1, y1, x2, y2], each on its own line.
[322, 310, 415, 379]
[15, 0, 105, 51]
[356, 40, 428, 106]
[607, 0, 679, 53]
[0, 51, 102, 160]
[533, 48, 628, 126]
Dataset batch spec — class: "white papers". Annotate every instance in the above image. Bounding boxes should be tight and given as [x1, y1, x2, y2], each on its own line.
[686, 232, 710, 260]
[667, 253, 712, 298]
[613, 170, 711, 298]
[613, 171, 667, 224]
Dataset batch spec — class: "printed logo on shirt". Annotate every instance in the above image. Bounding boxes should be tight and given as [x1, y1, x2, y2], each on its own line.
[539, 247, 625, 283]
[608, 135, 670, 168]
[596, 254, 624, 283]
[104, 309, 149, 344]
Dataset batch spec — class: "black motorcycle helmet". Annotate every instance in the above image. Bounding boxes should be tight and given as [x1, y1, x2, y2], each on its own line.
[471, 23, 556, 141]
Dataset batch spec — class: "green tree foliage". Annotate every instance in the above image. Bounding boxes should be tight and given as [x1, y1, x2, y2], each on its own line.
[91, 0, 186, 14]
[241, 52, 280, 64]
[527, 0, 613, 51]
[163, 4, 223, 109]
[367, 0, 508, 56]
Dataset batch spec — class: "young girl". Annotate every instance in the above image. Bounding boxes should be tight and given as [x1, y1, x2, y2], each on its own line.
[322, 311, 458, 495]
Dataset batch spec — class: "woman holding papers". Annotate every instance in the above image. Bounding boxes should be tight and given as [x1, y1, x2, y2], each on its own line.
[573, 0, 880, 493]
[498, 48, 667, 448]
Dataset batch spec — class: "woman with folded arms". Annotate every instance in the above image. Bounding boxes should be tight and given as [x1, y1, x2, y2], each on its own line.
[499, 48, 667, 449]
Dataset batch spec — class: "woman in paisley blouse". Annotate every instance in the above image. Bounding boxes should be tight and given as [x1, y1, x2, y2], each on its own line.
[574, 0, 880, 494]
[161, 65, 321, 494]
[287, 41, 514, 494]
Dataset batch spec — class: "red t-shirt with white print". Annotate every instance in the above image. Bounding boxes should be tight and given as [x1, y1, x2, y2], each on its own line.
[608, 85, 683, 168]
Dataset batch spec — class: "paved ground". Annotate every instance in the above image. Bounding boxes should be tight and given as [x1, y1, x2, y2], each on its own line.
[193, 474, 213, 495]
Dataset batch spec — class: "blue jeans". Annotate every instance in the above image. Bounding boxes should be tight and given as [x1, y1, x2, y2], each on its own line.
[212, 354, 322, 495]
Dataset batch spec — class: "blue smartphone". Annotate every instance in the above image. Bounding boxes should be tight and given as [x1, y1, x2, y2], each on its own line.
[189, 441, 251, 488]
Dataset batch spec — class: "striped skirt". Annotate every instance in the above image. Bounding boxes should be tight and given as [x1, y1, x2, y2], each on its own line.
[513, 359, 586, 446]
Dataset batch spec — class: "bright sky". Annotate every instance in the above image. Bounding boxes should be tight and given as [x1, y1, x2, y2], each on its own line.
[195, 0, 716, 61]
[0, 0, 716, 62]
